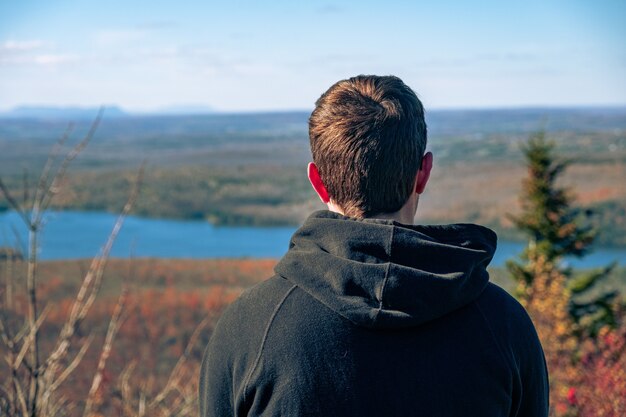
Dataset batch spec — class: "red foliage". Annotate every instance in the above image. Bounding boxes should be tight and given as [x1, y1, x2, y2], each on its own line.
[575, 322, 626, 417]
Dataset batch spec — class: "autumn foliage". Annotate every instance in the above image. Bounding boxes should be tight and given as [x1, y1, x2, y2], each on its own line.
[511, 132, 625, 416]
[520, 253, 626, 416]
[576, 321, 626, 416]
[0, 258, 272, 416]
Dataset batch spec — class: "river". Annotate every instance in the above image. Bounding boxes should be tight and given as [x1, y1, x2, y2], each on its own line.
[0, 210, 624, 268]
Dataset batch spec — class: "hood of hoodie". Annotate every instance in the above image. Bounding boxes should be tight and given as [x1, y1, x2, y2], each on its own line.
[275, 210, 497, 329]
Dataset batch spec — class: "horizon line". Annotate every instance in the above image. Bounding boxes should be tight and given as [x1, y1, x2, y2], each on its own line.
[2, 103, 626, 117]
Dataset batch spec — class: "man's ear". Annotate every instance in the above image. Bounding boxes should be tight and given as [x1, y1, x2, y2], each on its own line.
[308, 162, 330, 203]
[415, 152, 433, 194]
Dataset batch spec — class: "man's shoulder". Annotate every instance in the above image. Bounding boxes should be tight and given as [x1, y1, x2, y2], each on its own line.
[204, 275, 296, 378]
[476, 282, 533, 326]
[475, 282, 544, 365]
[473, 283, 535, 334]
[217, 275, 295, 330]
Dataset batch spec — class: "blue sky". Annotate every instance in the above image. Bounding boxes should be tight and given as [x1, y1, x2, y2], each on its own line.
[1, 0, 624, 112]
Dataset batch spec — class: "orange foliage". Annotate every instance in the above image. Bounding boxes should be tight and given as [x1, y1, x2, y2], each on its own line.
[1, 258, 270, 416]
[520, 255, 579, 416]
[520, 254, 626, 416]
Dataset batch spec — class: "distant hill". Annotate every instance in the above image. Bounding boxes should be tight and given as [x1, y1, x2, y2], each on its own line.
[425, 106, 626, 137]
[0, 104, 217, 119]
[0, 105, 128, 119]
[3, 105, 624, 131]
[147, 104, 216, 115]
[0, 106, 624, 246]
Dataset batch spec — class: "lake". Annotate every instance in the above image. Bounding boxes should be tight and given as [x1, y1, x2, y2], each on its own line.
[0, 210, 624, 268]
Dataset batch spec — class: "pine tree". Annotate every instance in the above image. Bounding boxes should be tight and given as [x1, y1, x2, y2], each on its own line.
[507, 131, 618, 335]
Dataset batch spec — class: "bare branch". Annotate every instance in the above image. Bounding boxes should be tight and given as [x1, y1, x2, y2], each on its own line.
[149, 314, 210, 407]
[13, 374, 29, 417]
[118, 361, 137, 417]
[173, 398, 196, 417]
[0, 310, 14, 348]
[76, 163, 143, 323]
[138, 391, 146, 417]
[45, 163, 143, 384]
[22, 168, 29, 210]
[39, 107, 104, 216]
[46, 394, 71, 417]
[47, 334, 94, 395]
[0, 109, 131, 417]
[13, 320, 31, 346]
[14, 304, 50, 371]
[0, 178, 29, 225]
[10, 224, 27, 261]
[33, 122, 75, 213]
[83, 284, 128, 417]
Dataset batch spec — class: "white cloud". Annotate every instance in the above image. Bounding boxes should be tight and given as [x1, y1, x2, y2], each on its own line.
[32, 54, 79, 65]
[0, 38, 80, 67]
[1, 40, 46, 52]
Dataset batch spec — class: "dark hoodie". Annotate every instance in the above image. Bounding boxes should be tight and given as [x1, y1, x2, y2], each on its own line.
[199, 210, 549, 416]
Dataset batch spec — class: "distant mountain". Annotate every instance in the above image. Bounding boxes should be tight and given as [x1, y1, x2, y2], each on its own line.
[148, 104, 216, 115]
[0, 104, 219, 119]
[0, 105, 128, 120]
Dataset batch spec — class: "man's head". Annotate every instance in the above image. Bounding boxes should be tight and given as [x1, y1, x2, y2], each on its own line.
[308, 74, 432, 220]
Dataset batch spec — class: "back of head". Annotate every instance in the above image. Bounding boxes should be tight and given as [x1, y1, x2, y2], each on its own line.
[309, 75, 427, 218]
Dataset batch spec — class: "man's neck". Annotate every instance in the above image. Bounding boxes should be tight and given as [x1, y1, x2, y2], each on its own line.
[327, 195, 419, 225]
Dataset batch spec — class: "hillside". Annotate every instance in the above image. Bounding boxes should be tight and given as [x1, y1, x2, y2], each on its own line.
[0, 108, 624, 245]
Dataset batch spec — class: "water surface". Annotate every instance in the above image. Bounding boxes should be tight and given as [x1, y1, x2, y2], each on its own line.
[0, 210, 623, 268]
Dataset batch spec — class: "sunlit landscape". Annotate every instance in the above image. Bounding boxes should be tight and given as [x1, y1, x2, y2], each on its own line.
[1, 0, 625, 416]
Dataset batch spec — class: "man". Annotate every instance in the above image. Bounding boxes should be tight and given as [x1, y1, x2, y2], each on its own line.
[199, 75, 549, 416]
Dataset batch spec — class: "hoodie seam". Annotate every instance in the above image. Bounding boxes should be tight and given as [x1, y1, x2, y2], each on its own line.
[374, 225, 395, 325]
[241, 284, 297, 406]
[473, 299, 515, 373]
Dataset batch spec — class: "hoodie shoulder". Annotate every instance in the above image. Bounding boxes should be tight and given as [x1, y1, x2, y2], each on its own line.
[474, 283, 540, 358]
[207, 275, 296, 358]
[199, 276, 296, 416]
[474, 283, 549, 416]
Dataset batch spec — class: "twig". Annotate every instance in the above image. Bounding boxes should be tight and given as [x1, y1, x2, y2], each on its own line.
[77, 168, 143, 324]
[43, 163, 143, 395]
[10, 224, 27, 262]
[118, 361, 136, 417]
[46, 334, 94, 397]
[0, 309, 14, 348]
[138, 390, 146, 417]
[148, 314, 211, 407]
[12, 373, 29, 417]
[22, 168, 29, 212]
[83, 284, 129, 417]
[0, 179, 29, 225]
[33, 122, 75, 214]
[15, 304, 50, 371]
[13, 320, 31, 346]
[39, 107, 104, 216]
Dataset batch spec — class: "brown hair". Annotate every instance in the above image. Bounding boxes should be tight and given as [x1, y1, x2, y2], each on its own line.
[309, 74, 427, 218]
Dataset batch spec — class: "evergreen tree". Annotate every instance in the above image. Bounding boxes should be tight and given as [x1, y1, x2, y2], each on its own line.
[507, 131, 618, 335]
